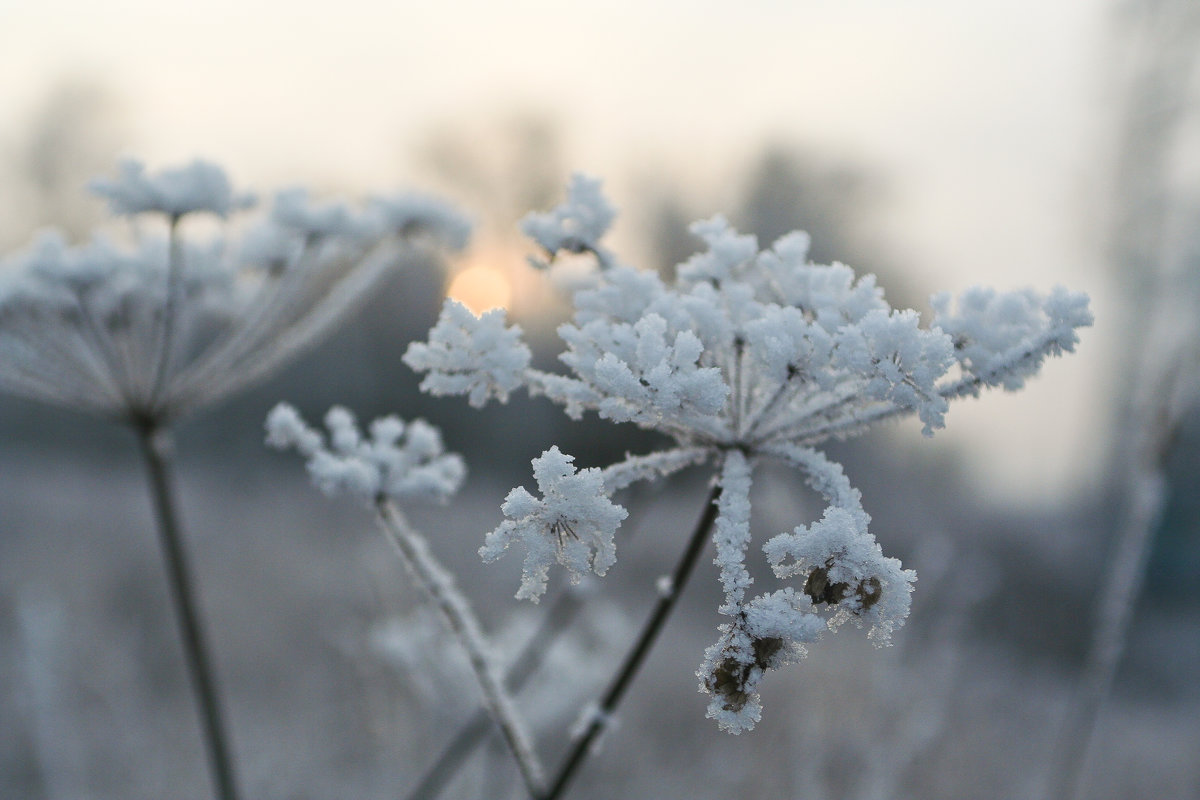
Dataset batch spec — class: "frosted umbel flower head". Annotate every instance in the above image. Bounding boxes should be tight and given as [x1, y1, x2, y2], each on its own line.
[265, 403, 466, 504]
[89, 157, 256, 219]
[0, 159, 470, 422]
[481, 446, 628, 602]
[405, 177, 1092, 732]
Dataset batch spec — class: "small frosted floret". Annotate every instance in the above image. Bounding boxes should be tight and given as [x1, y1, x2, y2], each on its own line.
[764, 507, 915, 645]
[371, 192, 472, 250]
[698, 589, 824, 734]
[89, 158, 254, 219]
[265, 403, 465, 505]
[270, 187, 374, 239]
[481, 447, 628, 602]
[833, 309, 955, 435]
[558, 313, 731, 428]
[932, 286, 1093, 392]
[520, 173, 617, 269]
[402, 300, 532, 408]
[677, 216, 759, 285]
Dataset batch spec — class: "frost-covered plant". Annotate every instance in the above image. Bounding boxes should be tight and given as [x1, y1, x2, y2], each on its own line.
[265, 404, 546, 797]
[0, 157, 470, 422]
[404, 172, 1092, 764]
[0, 159, 468, 800]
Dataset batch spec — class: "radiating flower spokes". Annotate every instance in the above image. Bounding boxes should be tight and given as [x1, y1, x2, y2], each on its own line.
[404, 175, 1092, 732]
[0, 159, 470, 423]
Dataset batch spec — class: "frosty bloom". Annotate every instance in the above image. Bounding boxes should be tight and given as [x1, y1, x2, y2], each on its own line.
[89, 158, 255, 219]
[406, 177, 1092, 731]
[267, 404, 545, 792]
[0, 159, 469, 422]
[265, 403, 465, 504]
[402, 299, 532, 408]
[481, 447, 628, 602]
[371, 192, 473, 250]
[520, 173, 618, 270]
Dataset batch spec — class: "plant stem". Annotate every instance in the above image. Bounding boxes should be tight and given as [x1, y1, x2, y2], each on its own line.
[133, 418, 239, 800]
[149, 215, 183, 409]
[1040, 356, 1185, 800]
[375, 498, 546, 798]
[539, 481, 722, 800]
[406, 589, 585, 800]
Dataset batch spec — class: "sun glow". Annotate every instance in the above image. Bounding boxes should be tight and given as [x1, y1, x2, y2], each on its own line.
[447, 263, 513, 315]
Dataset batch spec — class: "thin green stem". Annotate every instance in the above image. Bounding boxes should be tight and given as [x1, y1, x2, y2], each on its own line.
[133, 418, 239, 800]
[539, 480, 723, 800]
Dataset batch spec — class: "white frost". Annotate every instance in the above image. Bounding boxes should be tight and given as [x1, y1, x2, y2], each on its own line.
[402, 299, 532, 408]
[265, 403, 465, 505]
[481, 447, 628, 602]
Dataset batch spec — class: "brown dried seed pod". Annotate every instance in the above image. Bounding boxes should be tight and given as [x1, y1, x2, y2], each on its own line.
[804, 559, 883, 612]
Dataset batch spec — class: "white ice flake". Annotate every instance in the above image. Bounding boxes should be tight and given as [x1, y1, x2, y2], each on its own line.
[481, 447, 628, 602]
[405, 175, 1092, 732]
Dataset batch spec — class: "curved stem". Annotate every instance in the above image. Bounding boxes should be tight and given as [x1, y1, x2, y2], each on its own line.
[540, 480, 723, 800]
[375, 499, 546, 797]
[405, 590, 584, 800]
[133, 418, 239, 800]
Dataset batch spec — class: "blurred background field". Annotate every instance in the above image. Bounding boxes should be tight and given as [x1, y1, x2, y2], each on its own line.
[1, 1, 1199, 798]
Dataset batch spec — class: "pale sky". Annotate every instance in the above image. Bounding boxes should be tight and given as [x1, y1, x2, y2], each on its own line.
[0, 0, 1121, 503]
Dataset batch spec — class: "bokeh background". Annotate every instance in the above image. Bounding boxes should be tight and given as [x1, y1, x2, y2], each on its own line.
[1, 1, 1198, 798]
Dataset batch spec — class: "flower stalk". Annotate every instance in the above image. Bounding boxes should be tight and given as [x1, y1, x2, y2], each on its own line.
[405, 588, 585, 800]
[540, 481, 722, 800]
[133, 417, 239, 800]
[375, 498, 547, 798]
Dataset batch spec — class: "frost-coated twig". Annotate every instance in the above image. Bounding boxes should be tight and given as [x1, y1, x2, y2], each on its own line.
[374, 498, 546, 797]
[540, 481, 722, 800]
[133, 419, 239, 800]
[405, 588, 585, 800]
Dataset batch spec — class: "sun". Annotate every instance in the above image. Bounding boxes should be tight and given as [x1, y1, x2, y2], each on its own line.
[446, 263, 513, 315]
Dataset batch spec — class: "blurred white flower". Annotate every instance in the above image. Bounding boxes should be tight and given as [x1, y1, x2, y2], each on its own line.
[265, 403, 466, 504]
[88, 157, 255, 219]
[406, 176, 1093, 732]
[0, 159, 470, 422]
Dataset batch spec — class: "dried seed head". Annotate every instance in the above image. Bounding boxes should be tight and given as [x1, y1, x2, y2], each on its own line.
[705, 635, 786, 713]
[803, 559, 883, 612]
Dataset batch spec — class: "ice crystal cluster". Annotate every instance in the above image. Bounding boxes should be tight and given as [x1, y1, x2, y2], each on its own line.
[265, 403, 466, 504]
[0, 158, 469, 422]
[265, 403, 547, 791]
[405, 175, 1092, 733]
